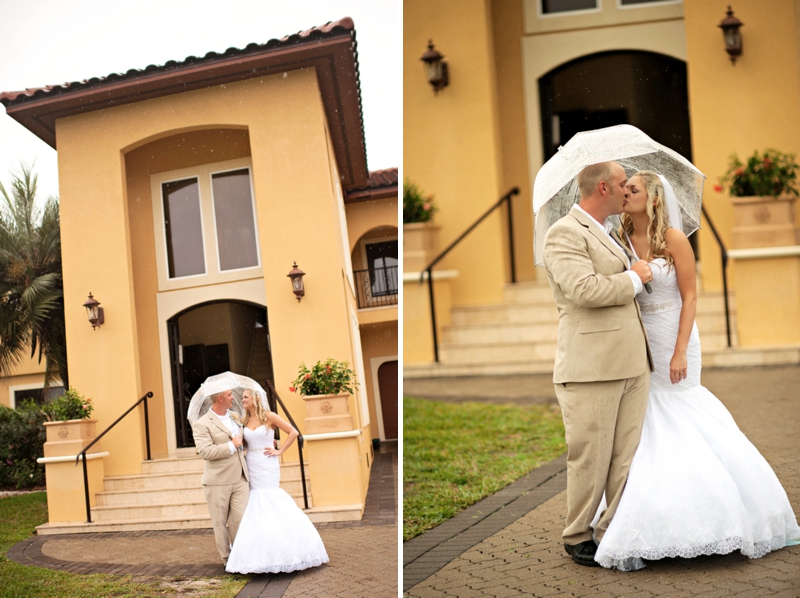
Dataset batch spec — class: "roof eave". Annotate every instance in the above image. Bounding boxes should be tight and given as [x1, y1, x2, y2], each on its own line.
[2, 31, 368, 188]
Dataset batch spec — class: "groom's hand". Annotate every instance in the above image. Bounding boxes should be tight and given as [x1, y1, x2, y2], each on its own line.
[232, 436, 244, 449]
[631, 259, 652, 285]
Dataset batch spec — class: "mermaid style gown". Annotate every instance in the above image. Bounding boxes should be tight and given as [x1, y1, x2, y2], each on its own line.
[593, 258, 800, 571]
[226, 425, 329, 574]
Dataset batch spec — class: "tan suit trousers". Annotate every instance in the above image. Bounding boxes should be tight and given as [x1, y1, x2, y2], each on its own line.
[203, 473, 250, 561]
[555, 368, 650, 545]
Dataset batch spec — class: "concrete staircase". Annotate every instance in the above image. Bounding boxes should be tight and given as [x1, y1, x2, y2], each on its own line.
[404, 280, 774, 378]
[36, 455, 360, 535]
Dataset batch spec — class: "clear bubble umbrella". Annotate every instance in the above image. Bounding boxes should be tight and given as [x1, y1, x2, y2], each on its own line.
[186, 371, 268, 426]
[533, 124, 706, 266]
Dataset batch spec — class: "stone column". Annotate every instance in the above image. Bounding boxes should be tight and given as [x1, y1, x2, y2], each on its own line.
[729, 195, 800, 346]
[38, 420, 106, 523]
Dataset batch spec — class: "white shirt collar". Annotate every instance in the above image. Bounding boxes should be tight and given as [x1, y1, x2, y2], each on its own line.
[210, 409, 231, 420]
[574, 204, 630, 265]
[574, 204, 611, 234]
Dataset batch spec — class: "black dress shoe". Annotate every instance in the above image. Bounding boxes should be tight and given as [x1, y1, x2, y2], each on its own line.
[564, 540, 600, 567]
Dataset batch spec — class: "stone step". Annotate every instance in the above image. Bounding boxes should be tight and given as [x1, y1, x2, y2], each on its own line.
[502, 282, 555, 304]
[91, 501, 210, 522]
[439, 340, 557, 364]
[450, 303, 559, 326]
[404, 359, 555, 378]
[96, 476, 311, 507]
[104, 471, 202, 492]
[141, 457, 205, 475]
[96, 486, 206, 506]
[701, 345, 800, 368]
[35, 503, 363, 535]
[442, 321, 559, 345]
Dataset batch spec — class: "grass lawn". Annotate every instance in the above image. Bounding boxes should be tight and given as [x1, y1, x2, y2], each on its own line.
[403, 397, 565, 541]
[0, 492, 248, 598]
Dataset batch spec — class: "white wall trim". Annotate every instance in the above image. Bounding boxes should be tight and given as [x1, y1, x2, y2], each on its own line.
[303, 430, 361, 441]
[403, 269, 459, 283]
[370, 354, 398, 441]
[37, 451, 109, 464]
[728, 246, 800, 260]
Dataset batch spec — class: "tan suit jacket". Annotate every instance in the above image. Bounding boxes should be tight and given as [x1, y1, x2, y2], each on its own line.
[192, 410, 249, 485]
[543, 206, 653, 383]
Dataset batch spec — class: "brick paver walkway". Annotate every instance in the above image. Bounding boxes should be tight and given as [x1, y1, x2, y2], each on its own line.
[8, 440, 398, 598]
[404, 365, 800, 597]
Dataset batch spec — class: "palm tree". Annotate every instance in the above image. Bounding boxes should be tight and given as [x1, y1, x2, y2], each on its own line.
[0, 164, 67, 390]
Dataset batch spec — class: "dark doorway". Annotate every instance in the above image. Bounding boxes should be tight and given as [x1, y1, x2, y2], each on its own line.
[377, 360, 398, 440]
[539, 51, 692, 162]
[168, 300, 273, 448]
[539, 50, 696, 253]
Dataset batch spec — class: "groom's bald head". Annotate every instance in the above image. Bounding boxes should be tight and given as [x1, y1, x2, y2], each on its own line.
[578, 161, 618, 199]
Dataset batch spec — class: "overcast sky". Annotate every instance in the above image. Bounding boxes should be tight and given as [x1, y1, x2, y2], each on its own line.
[0, 0, 400, 201]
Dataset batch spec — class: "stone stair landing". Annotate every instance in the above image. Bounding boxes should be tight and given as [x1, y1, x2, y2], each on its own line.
[36, 455, 321, 535]
[405, 280, 742, 378]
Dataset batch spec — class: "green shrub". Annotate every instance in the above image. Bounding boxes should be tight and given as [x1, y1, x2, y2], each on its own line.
[51, 387, 93, 421]
[0, 400, 47, 489]
[403, 179, 437, 224]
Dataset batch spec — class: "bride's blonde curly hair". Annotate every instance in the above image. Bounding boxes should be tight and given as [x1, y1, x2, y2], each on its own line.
[618, 170, 674, 268]
[241, 388, 273, 429]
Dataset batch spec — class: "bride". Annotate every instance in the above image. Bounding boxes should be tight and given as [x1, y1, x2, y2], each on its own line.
[592, 170, 800, 571]
[225, 388, 329, 574]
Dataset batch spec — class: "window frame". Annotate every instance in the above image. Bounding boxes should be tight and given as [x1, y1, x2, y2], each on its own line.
[150, 157, 263, 292]
[9, 383, 64, 409]
[616, 0, 681, 9]
[209, 165, 262, 275]
[363, 238, 399, 298]
[538, 0, 601, 18]
[159, 174, 208, 281]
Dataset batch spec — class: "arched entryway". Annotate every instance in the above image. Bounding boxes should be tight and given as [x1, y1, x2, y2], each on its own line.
[168, 300, 273, 448]
[539, 50, 692, 162]
[538, 50, 695, 252]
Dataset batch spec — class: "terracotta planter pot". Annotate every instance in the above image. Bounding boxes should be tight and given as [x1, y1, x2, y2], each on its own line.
[43, 419, 99, 458]
[730, 195, 800, 248]
[403, 222, 440, 272]
[302, 393, 354, 434]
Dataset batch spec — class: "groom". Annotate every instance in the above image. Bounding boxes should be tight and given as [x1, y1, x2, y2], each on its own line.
[542, 160, 653, 566]
[192, 388, 250, 564]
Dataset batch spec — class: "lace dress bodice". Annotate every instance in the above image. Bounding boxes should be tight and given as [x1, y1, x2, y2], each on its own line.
[637, 258, 700, 392]
[243, 425, 279, 490]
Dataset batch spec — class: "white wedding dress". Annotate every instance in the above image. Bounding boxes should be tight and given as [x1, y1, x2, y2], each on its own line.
[226, 425, 329, 574]
[593, 258, 800, 571]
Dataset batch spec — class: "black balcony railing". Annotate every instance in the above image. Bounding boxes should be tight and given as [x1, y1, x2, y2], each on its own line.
[354, 266, 398, 309]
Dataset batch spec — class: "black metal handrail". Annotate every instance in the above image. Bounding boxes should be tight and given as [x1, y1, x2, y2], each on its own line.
[353, 266, 399, 309]
[700, 205, 732, 348]
[420, 187, 520, 362]
[265, 380, 309, 510]
[76, 391, 153, 523]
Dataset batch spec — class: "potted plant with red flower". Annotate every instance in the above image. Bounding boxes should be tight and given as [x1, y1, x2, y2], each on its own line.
[717, 149, 800, 248]
[290, 359, 357, 435]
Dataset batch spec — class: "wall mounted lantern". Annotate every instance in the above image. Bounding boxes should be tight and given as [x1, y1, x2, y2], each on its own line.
[718, 6, 744, 65]
[82, 292, 104, 329]
[287, 263, 306, 302]
[421, 40, 449, 94]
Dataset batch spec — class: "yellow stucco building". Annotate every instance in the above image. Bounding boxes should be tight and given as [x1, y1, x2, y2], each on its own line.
[1, 18, 398, 532]
[404, 0, 800, 375]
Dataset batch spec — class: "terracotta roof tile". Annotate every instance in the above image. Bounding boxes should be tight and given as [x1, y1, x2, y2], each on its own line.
[0, 17, 356, 106]
[345, 168, 398, 202]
